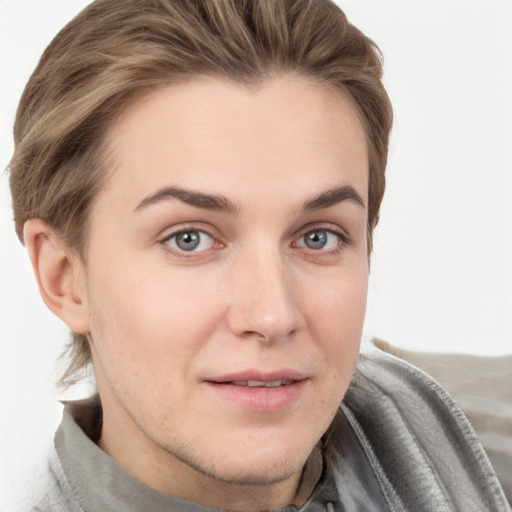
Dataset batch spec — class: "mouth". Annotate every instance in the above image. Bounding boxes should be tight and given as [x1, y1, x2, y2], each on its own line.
[204, 372, 307, 411]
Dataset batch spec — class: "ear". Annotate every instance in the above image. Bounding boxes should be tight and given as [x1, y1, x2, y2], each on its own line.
[23, 219, 90, 334]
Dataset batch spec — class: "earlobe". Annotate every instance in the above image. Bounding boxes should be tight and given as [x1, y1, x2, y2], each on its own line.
[23, 219, 90, 334]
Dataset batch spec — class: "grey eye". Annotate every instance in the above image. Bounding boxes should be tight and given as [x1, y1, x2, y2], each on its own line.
[167, 231, 214, 252]
[303, 230, 328, 250]
[298, 230, 340, 251]
[176, 232, 201, 251]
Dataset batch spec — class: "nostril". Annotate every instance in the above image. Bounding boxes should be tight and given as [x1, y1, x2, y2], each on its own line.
[241, 330, 270, 342]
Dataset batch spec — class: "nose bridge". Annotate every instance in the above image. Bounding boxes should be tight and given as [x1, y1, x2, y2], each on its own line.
[227, 241, 302, 341]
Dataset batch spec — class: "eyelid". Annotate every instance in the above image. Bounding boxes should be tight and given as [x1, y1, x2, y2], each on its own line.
[293, 222, 352, 244]
[158, 221, 219, 242]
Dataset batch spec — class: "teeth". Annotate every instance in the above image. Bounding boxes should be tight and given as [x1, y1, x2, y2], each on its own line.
[230, 379, 291, 387]
[265, 380, 285, 387]
[248, 380, 266, 387]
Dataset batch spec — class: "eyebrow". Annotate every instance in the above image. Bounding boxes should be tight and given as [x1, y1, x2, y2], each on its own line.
[134, 186, 240, 215]
[134, 183, 365, 215]
[301, 185, 365, 213]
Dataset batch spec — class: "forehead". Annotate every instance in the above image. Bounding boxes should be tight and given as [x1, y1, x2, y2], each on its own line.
[100, 77, 369, 210]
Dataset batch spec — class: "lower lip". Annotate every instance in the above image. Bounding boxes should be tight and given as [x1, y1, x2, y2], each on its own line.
[205, 380, 307, 412]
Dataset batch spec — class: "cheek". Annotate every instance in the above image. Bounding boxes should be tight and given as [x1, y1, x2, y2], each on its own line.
[300, 274, 366, 434]
[85, 263, 223, 375]
[307, 265, 368, 336]
[304, 267, 367, 382]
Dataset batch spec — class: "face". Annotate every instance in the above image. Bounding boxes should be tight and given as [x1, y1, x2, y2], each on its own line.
[79, 77, 369, 506]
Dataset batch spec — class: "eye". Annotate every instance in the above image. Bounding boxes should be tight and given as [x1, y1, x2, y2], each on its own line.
[165, 230, 215, 253]
[297, 229, 341, 251]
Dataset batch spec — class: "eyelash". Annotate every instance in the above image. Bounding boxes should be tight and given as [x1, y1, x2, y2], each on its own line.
[158, 224, 352, 260]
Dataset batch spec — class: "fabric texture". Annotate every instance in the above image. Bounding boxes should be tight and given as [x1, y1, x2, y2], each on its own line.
[374, 338, 512, 505]
[30, 341, 510, 511]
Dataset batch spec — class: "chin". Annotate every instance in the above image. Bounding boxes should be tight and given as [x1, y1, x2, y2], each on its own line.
[165, 429, 314, 486]
[195, 452, 306, 486]
[213, 461, 300, 486]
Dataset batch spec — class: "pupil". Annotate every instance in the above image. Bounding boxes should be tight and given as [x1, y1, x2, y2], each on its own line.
[305, 231, 327, 249]
[176, 232, 200, 251]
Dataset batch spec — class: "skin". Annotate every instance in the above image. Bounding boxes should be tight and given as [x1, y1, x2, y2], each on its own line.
[26, 77, 369, 511]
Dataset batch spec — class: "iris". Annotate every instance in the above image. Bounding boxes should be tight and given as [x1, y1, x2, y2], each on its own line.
[304, 230, 329, 250]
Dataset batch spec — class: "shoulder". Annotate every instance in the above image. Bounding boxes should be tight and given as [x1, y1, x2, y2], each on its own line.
[336, 339, 510, 511]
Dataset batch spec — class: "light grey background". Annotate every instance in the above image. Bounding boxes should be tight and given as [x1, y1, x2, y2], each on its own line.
[1, 0, 511, 509]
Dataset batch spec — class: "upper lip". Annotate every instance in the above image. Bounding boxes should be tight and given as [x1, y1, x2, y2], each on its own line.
[205, 370, 308, 384]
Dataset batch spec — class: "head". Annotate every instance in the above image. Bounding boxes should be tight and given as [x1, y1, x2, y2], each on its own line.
[10, 0, 392, 385]
[10, 0, 392, 506]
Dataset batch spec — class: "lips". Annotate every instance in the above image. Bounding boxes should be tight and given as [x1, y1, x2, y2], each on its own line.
[204, 371, 307, 411]
[207, 369, 307, 384]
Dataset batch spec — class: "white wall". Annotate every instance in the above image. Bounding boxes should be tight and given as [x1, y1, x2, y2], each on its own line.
[344, 0, 512, 358]
[1, 1, 511, 509]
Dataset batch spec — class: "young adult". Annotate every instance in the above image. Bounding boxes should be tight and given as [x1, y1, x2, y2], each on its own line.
[8, 0, 508, 510]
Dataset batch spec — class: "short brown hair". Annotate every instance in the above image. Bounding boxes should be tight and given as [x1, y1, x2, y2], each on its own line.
[9, 0, 393, 385]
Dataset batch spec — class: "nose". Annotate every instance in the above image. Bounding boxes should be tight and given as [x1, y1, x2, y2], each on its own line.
[226, 246, 304, 343]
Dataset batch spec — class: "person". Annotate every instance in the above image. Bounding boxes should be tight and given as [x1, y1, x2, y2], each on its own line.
[7, 0, 509, 510]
